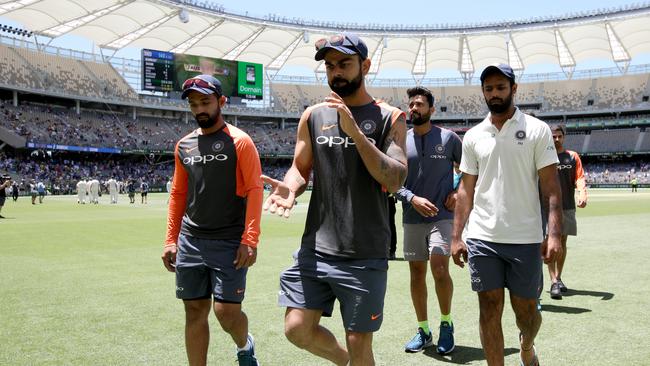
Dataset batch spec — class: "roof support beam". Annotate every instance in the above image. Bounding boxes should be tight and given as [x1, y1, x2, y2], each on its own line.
[0, 0, 40, 16]
[506, 33, 524, 76]
[606, 22, 630, 74]
[458, 35, 474, 85]
[222, 27, 264, 60]
[267, 32, 303, 79]
[102, 13, 175, 49]
[412, 37, 426, 79]
[40, 1, 132, 38]
[554, 28, 575, 79]
[170, 19, 223, 54]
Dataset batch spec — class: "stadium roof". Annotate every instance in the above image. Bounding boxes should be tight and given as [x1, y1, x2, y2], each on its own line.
[2, 0, 650, 79]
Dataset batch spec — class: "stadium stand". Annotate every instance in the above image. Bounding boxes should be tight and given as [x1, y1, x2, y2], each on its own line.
[586, 128, 641, 153]
[0, 43, 137, 101]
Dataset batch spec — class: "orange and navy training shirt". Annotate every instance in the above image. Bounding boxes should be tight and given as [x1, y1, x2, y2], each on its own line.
[557, 149, 587, 210]
[165, 124, 263, 247]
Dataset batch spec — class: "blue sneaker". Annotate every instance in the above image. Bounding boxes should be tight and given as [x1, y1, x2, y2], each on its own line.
[436, 321, 455, 355]
[404, 327, 433, 353]
[237, 334, 259, 366]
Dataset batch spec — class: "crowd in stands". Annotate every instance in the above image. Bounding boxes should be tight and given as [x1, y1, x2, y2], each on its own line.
[4, 98, 650, 157]
[271, 76, 649, 116]
[584, 160, 649, 184]
[0, 100, 301, 155]
[1, 147, 645, 199]
[0, 151, 173, 195]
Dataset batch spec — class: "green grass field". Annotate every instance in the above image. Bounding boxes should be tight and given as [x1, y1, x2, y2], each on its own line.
[1, 189, 649, 365]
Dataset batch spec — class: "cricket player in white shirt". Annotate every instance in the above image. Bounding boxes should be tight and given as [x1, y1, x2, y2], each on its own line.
[107, 178, 119, 204]
[89, 179, 100, 204]
[77, 179, 87, 204]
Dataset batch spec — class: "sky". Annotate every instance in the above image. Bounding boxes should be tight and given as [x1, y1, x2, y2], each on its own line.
[1, 0, 647, 78]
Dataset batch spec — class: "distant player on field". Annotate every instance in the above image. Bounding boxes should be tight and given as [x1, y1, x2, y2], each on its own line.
[89, 179, 100, 204]
[545, 124, 587, 300]
[140, 180, 149, 204]
[76, 179, 87, 204]
[107, 178, 119, 204]
[127, 179, 136, 204]
[36, 181, 46, 204]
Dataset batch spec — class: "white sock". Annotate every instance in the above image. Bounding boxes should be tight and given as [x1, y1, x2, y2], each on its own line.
[237, 337, 252, 352]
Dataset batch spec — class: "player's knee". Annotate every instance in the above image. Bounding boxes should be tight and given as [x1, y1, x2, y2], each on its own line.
[409, 262, 428, 280]
[284, 320, 313, 348]
[346, 332, 373, 357]
[183, 300, 211, 323]
[512, 299, 539, 323]
[478, 293, 503, 320]
[213, 304, 241, 329]
[431, 263, 450, 281]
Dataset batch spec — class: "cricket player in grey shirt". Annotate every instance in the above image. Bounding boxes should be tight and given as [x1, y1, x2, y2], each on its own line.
[262, 33, 407, 366]
[396, 87, 462, 355]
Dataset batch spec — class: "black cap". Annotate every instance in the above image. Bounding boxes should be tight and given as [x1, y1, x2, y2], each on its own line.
[314, 33, 368, 61]
[480, 63, 515, 84]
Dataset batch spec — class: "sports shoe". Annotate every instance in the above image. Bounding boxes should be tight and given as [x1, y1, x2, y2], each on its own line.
[237, 334, 259, 366]
[404, 327, 433, 353]
[557, 279, 568, 293]
[550, 282, 562, 300]
[436, 321, 455, 355]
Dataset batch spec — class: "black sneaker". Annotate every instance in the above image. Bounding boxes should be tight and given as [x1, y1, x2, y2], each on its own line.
[557, 279, 568, 293]
[550, 282, 562, 300]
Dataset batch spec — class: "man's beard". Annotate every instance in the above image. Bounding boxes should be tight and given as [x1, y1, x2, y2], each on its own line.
[194, 108, 220, 129]
[410, 111, 431, 126]
[328, 71, 363, 97]
[486, 93, 513, 114]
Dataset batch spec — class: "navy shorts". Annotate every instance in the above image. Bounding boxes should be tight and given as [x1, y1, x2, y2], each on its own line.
[175, 234, 247, 303]
[279, 248, 388, 332]
[467, 238, 541, 299]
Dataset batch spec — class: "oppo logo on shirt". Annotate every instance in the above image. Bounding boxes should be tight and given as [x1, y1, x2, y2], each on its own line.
[557, 164, 573, 170]
[315, 135, 376, 148]
[182, 154, 228, 165]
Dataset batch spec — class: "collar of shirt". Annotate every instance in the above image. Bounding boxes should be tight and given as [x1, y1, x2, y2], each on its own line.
[480, 107, 523, 134]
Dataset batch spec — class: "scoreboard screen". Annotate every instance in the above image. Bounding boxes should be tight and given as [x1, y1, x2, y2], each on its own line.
[142, 49, 175, 92]
[141, 48, 263, 99]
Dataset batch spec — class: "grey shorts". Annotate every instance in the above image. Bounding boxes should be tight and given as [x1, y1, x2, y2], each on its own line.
[467, 238, 541, 299]
[562, 209, 577, 236]
[542, 209, 577, 237]
[403, 220, 453, 260]
[175, 234, 247, 303]
[278, 248, 388, 332]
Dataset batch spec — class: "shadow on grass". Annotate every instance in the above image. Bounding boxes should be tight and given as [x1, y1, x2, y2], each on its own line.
[422, 345, 519, 364]
[540, 304, 591, 314]
[563, 289, 614, 300]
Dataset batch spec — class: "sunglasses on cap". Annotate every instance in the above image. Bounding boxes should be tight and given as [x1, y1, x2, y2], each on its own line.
[314, 34, 363, 56]
[182, 78, 221, 95]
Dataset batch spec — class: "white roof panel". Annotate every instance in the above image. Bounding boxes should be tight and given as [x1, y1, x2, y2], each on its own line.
[1, 0, 649, 75]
